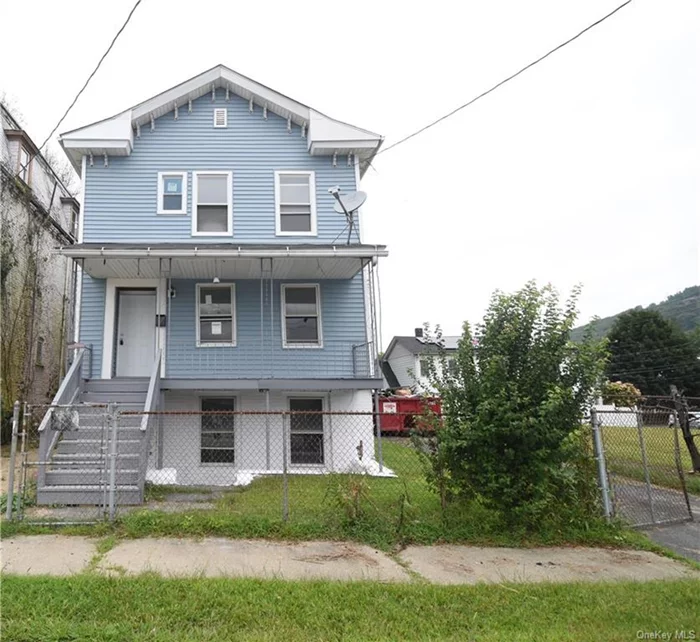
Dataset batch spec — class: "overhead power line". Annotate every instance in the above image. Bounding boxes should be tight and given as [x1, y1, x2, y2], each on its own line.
[16, 0, 144, 177]
[375, 0, 633, 159]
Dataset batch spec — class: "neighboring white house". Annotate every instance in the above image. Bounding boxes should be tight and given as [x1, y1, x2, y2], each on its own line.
[380, 330, 460, 392]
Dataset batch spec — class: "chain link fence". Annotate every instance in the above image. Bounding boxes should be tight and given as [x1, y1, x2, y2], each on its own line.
[4, 405, 435, 525]
[593, 407, 693, 527]
[5, 400, 696, 529]
[5, 403, 121, 524]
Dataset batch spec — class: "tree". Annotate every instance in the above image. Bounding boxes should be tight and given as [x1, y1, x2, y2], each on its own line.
[605, 309, 700, 397]
[422, 282, 607, 526]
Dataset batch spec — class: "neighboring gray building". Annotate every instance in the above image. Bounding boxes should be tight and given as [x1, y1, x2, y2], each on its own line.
[0, 104, 79, 414]
[380, 330, 460, 392]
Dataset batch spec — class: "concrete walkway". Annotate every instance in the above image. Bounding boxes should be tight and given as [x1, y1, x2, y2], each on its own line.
[2, 536, 698, 584]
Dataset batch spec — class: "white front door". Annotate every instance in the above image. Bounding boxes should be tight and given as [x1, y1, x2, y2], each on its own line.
[115, 290, 156, 377]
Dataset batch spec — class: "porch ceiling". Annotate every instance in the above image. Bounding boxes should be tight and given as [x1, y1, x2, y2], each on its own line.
[56, 243, 387, 280]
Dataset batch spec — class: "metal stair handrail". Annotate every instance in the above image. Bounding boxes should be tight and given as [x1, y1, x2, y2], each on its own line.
[38, 347, 86, 434]
[141, 349, 162, 432]
[136, 350, 162, 502]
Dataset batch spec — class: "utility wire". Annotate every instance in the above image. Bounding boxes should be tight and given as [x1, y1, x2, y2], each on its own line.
[374, 0, 633, 159]
[16, 0, 144, 178]
[608, 360, 700, 378]
[606, 345, 700, 365]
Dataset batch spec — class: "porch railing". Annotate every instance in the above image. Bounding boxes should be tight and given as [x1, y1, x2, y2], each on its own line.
[165, 341, 378, 379]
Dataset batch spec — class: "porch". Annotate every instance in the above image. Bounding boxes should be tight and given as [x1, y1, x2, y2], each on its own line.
[59, 242, 386, 384]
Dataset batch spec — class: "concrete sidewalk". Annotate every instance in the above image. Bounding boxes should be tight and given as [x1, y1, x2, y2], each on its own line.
[2, 536, 698, 584]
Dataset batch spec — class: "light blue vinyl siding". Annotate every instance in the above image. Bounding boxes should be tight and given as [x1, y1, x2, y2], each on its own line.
[83, 89, 359, 243]
[166, 275, 367, 378]
[78, 274, 106, 378]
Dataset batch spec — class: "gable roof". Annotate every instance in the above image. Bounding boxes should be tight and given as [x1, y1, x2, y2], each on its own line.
[382, 335, 461, 361]
[59, 64, 383, 174]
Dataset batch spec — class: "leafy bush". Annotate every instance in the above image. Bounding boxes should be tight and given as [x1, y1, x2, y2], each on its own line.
[421, 282, 607, 528]
[601, 381, 642, 407]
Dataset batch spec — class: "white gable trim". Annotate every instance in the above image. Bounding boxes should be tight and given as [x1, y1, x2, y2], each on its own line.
[59, 65, 382, 172]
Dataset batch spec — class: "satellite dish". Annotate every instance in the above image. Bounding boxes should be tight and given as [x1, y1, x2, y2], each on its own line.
[333, 191, 367, 214]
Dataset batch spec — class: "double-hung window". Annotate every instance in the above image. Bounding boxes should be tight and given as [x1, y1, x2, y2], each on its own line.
[289, 398, 324, 465]
[281, 284, 322, 347]
[201, 397, 235, 464]
[196, 284, 236, 346]
[193, 171, 232, 235]
[275, 171, 316, 235]
[157, 172, 187, 214]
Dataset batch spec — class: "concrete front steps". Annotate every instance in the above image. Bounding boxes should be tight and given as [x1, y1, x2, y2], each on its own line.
[37, 378, 150, 506]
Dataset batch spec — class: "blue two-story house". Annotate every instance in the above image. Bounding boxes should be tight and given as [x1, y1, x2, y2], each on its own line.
[38, 65, 387, 503]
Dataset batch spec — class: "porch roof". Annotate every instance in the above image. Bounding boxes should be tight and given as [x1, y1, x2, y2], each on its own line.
[56, 242, 388, 280]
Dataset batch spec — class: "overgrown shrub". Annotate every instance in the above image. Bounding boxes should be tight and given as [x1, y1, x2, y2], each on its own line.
[421, 282, 607, 528]
[601, 381, 641, 407]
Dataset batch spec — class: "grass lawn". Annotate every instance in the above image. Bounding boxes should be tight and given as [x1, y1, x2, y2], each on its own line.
[1, 439, 654, 552]
[602, 426, 700, 495]
[3, 575, 699, 642]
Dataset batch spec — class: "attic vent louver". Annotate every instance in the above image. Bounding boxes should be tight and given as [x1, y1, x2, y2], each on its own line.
[213, 108, 227, 128]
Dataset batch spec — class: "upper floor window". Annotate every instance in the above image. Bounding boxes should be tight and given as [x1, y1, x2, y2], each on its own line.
[281, 284, 322, 348]
[275, 171, 317, 236]
[418, 357, 432, 378]
[18, 146, 31, 184]
[196, 283, 236, 347]
[192, 171, 232, 236]
[157, 172, 187, 214]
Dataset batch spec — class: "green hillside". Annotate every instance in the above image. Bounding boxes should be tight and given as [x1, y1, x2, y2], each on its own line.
[571, 285, 700, 342]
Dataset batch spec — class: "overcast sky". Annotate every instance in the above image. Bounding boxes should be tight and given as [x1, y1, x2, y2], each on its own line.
[1, 0, 697, 349]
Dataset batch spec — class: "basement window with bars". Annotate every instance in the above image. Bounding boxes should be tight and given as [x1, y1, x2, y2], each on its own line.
[275, 171, 316, 235]
[289, 398, 324, 465]
[200, 397, 235, 464]
[193, 171, 232, 235]
[281, 284, 322, 347]
[196, 283, 236, 346]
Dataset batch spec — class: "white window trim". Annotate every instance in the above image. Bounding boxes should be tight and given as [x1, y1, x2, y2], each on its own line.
[192, 171, 233, 237]
[213, 108, 228, 128]
[281, 283, 323, 349]
[196, 283, 237, 347]
[157, 171, 188, 215]
[274, 170, 317, 236]
[199, 395, 238, 467]
[287, 395, 326, 469]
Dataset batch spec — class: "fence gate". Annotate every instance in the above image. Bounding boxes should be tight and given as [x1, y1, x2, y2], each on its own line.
[9, 403, 114, 524]
[595, 408, 693, 527]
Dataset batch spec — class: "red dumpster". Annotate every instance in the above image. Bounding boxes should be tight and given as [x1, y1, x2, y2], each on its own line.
[379, 396, 441, 435]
